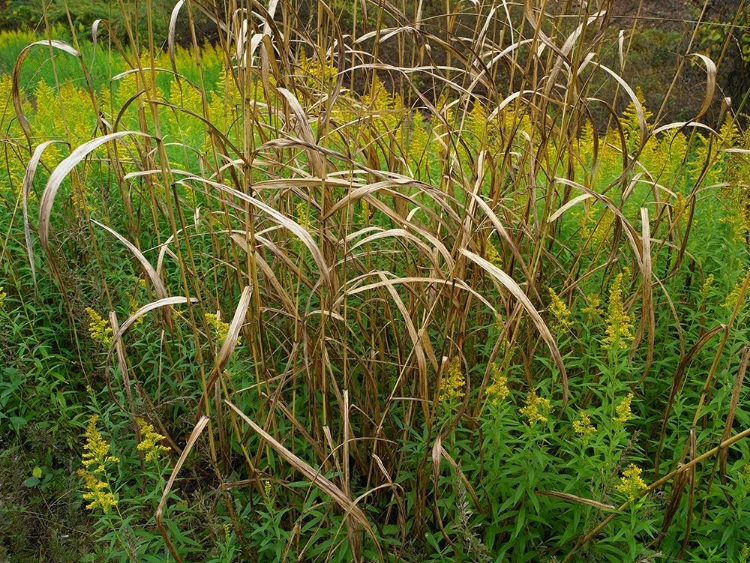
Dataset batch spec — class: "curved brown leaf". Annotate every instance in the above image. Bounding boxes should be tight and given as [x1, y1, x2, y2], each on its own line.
[39, 131, 149, 252]
[22, 141, 69, 288]
[461, 249, 568, 405]
[13, 40, 79, 139]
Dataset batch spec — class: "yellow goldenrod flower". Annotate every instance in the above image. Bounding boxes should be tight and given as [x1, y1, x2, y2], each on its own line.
[603, 270, 634, 351]
[81, 415, 119, 475]
[405, 110, 429, 171]
[0, 286, 6, 309]
[614, 393, 634, 425]
[672, 191, 687, 225]
[722, 272, 748, 312]
[493, 313, 504, 332]
[467, 100, 488, 144]
[485, 241, 503, 269]
[136, 418, 169, 462]
[296, 202, 312, 231]
[577, 120, 594, 162]
[591, 211, 614, 246]
[719, 205, 749, 244]
[616, 464, 647, 501]
[86, 308, 113, 347]
[547, 288, 572, 333]
[573, 411, 596, 438]
[581, 294, 602, 318]
[359, 199, 371, 224]
[78, 416, 120, 514]
[620, 86, 652, 149]
[700, 274, 714, 301]
[205, 311, 237, 344]
[128, 295, 143, 327]
[441, 356, 465, 402]
[71, 178, 87, 216]
[520, 389, 551, 425]
[78, 468, 118, 514]
[486, 364, 509, 405]
[579, 210, 591, 239]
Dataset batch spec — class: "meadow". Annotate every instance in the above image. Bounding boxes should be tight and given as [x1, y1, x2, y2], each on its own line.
[1, 1, 749, 562]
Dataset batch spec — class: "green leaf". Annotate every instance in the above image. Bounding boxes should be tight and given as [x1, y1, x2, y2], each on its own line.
[23, 476, 40, 487]
[10, 416, 27, 429]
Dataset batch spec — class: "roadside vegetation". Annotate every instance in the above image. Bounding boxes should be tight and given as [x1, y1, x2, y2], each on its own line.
[1, 1, 749, 562]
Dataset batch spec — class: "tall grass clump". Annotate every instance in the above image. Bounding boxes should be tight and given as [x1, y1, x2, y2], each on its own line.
[2, 0, 750, 561]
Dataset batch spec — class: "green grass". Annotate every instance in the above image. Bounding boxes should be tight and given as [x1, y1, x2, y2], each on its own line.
[1, 1, 750, 562]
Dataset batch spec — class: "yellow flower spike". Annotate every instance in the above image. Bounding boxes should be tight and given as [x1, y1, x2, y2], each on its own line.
[486, 364, 509, 405]
[295, 202, 312, 231]
[614, 393, 634, 425]
[579, 211, 592, 240]
[616, 464, 648, 501]
[723, 270, 749, 312]
[573, 411, 596, 438]
[719, 203, 749, 243]
[577, 120, 594, 162]
[603, 270, 634, 351]
[581, 294, 602, 318]
[485, 241, 503, 269]
[81, 415, 119, 476]
[205, 312, 238, 344]
[78, 468, 118, 514]
[136, 419, 169, 462]
[493, 313, 504, 332]
[620, 86, 652, 149]
[547, 288, 572, 333]
[591, 211, 614, 246]
[467, 101, 488, 145]
[407, 110, 429, 170]
[0, 286, 6, 309]
[359, 199, 370, 224]
[441, 356, 465, 402]
[672, 192, 687, 225]
[128, 295, 143, 327]
[520, 390, 551, 425]
[700, 274, 715, 301]
[86, 308, 113, 347]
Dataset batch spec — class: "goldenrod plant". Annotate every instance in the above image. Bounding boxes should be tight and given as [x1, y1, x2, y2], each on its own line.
[1, 0, 750, 562]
